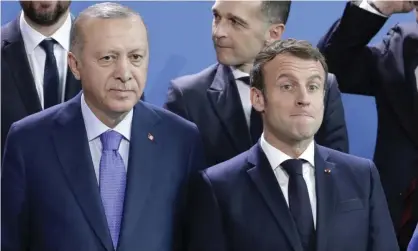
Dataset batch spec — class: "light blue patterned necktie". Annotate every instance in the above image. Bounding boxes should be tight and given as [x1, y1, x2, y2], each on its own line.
[99, 130, 126, 249]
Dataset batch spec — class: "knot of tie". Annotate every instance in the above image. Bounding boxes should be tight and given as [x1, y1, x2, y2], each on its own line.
[100, 130, 123, 151]
[39, 39, 56, 54]
[281, 159, 304, 176]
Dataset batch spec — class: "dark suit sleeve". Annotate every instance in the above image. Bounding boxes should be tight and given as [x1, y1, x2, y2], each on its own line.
[315, 75, 349, 153]
[368, 160, 399, 251]
[163, 81, 190, 120]
[1, 124, 29, 251]
[185, 171, 228, 251]
[317, 2, 388, 96]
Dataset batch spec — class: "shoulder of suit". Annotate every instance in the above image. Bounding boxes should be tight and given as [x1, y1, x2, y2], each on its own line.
[1, 20, 18, 45]
[204, 150, 249, 179]
[140, 101, 199, 132]
[9, 102, 66, 137]
[318, 145, 373, 169]
[325, 73, 337, 88]
[382, 22, 418, 53]
[170, 63, 219, 91]
[390, 22, 418, 38]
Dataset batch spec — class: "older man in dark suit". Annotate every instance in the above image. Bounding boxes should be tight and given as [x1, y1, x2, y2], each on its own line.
[1, 3, 204, 251]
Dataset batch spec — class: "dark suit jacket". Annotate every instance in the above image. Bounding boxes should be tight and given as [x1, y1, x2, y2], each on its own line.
[317, 2, 418, 237]
[186, 143, 399, 251]
[164, 64, 348, 167]
[1, 18, 82, 157]
[1, 93, 205, 251]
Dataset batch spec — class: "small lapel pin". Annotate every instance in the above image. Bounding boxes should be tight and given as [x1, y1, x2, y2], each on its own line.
[324, 168, 331, 174]
[148, 133, 154, 141]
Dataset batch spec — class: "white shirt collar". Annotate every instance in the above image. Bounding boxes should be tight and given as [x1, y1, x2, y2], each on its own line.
[19, 10, 72, 53]
[260, 133, 315, 171]
[230, 66, 249, 80]
[80, 93, 133, 142]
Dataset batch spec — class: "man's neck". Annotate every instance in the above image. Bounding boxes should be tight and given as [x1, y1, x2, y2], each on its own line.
[264, 130, 313, 158]
[235, 62, 254, 74]
[24, 11, 69, 37]
[85, 98, 128, 129]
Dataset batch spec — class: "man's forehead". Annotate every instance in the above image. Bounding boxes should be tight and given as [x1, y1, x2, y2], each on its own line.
[212, 0, 262, 15]
[265, 55, 325, 76]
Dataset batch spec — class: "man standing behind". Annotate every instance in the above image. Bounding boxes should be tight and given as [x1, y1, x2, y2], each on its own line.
[1, 3, 205, 251]
[1, 1, 81, 155]
[317, 1, 418, 249]
[164, 0, 348, 167]
[186, 39, 398, 251]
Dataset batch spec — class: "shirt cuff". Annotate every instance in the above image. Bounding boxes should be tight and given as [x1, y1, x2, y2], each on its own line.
[359, 0, 388, 17]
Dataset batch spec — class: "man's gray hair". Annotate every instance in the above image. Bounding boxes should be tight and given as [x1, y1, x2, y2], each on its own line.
[70, 2, 141, 54]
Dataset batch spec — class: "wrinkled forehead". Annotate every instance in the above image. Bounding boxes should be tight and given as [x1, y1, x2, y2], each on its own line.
[265, 54, 326, 80]
[80, 16, 148, 47]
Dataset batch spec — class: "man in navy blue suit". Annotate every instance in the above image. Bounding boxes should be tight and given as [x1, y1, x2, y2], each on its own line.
[1, 3, 205, 251]
[1, 1, 81, 158]
[164, 0, 348, 167]
[186, 39, 398, 251]
[317, 1, 418, 249]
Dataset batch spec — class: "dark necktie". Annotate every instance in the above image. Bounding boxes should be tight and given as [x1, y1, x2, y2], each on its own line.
[39, 39, 60, 109]
[239, 76, 263, 144]
[281, 159, 315, 251]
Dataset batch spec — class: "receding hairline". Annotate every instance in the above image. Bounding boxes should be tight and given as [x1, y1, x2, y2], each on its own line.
[70, 2, 146, 55]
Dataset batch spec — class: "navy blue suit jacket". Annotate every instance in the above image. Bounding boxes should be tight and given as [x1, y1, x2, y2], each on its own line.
[317, 2, 418, 238]
[186, 143, 398, 251]
[1, 93, 205, 251]
[164, 64, 348, 167]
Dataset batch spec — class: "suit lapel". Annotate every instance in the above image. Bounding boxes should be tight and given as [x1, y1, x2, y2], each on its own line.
[314, 145, 337, 251]
[246, 144, 303, 251]
[52, 94, 113, 251]
[207, 64, 252, 153]
[2, 18, 42, 114]
[117, 102, 162, 249]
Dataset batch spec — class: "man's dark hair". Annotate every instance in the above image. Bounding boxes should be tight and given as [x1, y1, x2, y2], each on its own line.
[250, 38, 328, 91]
[260, 1, 292, 25]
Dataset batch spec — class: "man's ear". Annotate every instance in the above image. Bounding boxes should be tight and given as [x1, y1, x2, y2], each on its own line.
[266, 23, 285, 44]
[68, 52, 81, 80]
[251, 87, 265, 113]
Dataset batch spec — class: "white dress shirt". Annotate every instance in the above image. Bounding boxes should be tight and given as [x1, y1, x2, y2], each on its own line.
[231, 67, 252, 127]
[359, 0, 388, 17]
[19, 11, 72, 109]
[80, 94, 132, 185]
[260, 134, 317, 228]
